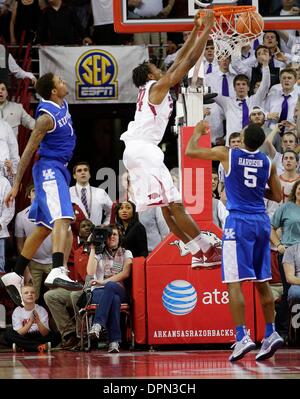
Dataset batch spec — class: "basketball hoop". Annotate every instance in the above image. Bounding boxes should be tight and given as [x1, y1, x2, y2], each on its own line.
[201, 5, 264, 60]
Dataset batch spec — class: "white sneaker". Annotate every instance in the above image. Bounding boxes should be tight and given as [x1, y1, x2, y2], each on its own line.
[89, 323, 102, 340]
[108, 341, 120, 353]
[255, 331, 284, 361]
[0, 272, 24, 306]
[44, 267, 83, 290]
[229, 335, 256, 362]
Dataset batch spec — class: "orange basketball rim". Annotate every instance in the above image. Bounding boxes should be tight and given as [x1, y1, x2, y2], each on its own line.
[199, 5, 264, 61]
[207, 5, 257, 17]
[200, 4, 264, 36]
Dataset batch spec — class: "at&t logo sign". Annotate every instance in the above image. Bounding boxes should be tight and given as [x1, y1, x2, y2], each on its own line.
[162, 280, 197, 316]
[75, 50, 118, 100]
[162, 279, 229, 316]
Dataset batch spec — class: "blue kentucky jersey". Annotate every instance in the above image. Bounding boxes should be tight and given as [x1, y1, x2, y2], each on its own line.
[224, 148, 271, 213]
[36, 99, 76, 163]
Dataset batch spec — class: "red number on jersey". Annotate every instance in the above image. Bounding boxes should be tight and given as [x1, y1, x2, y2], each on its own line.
[137, 87, 146, 111]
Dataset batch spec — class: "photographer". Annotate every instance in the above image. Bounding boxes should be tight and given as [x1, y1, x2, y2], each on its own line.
[87, 224, 133, 353]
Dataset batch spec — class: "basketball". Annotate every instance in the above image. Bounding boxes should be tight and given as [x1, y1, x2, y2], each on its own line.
[236, 11, 264, 38]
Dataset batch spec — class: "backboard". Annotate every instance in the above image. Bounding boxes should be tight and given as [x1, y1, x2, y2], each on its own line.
[114, 0, 300, 32]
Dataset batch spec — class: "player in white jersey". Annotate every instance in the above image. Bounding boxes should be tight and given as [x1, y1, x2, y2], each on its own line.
[121, 10, 222, 268]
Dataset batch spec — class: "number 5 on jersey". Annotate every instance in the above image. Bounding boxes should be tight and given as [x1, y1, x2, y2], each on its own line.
[244, 167, 257, 188]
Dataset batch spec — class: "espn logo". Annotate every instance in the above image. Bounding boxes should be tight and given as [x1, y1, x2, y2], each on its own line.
[79, 87, 115, 98]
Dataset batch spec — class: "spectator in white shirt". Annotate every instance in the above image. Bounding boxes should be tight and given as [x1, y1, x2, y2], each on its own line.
[204, 57, 237, 145]
[0, 118, 19, 182]
[214, 52, 270, 142]
[91, 0, 129, 45]
[188, 39, 219, 81]
[70, 161, 113, 226]
[0, 44, 36, 86]
[205, 56, 236, 99]
[3, 284, 60, 351]
[0, 80, 35, 137]
[265, 67, 299, 131]
[262, 31, 287, 69]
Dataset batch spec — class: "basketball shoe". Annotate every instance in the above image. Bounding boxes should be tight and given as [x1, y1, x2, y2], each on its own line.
[44, 267, 83, 290]
[191, 244, 222, 268]
[255, 332, 284, 361]
[0, 272, 24, 306]
[229, 335, 256, 362]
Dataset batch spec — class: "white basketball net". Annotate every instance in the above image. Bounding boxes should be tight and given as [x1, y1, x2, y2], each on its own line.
[210, 12, 263, 60]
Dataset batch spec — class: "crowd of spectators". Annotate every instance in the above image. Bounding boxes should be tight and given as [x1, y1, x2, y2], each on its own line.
[0, 0, 300, 351]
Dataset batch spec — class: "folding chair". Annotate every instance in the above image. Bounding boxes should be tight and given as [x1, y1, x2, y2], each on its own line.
[79, 303, 134, 351]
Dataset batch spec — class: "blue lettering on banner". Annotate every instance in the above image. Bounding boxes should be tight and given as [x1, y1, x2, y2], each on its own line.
[75, 50, 118, 100]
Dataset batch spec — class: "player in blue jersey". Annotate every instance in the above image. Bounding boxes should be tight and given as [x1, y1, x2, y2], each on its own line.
[0, 73, 83, 307]
[186, 121, 284, 362]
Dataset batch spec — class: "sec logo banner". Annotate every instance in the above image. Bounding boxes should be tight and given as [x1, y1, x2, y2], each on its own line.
[75, 50, 118, 100]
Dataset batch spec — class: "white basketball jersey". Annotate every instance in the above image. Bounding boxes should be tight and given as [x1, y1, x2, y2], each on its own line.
[120, 80, 173, 146]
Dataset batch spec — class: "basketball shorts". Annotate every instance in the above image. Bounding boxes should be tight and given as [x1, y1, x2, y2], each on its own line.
[222, 212, 271, 283]
[123, 141, 181, 212]
[29, 158, 74, 229]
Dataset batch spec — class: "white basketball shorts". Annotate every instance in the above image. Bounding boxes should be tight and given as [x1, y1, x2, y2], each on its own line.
[123, 141, 181, 212]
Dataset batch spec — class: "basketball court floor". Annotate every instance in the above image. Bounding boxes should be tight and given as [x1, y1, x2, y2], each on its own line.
[0, 347, 300, 379]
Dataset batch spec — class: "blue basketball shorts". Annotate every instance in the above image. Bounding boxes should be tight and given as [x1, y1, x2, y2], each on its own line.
[29, 158, 74, 229]
[222, 212, 271, 283]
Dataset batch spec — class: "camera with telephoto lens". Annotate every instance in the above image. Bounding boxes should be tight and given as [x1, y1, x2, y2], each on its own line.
[89, 225, 113, 254]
